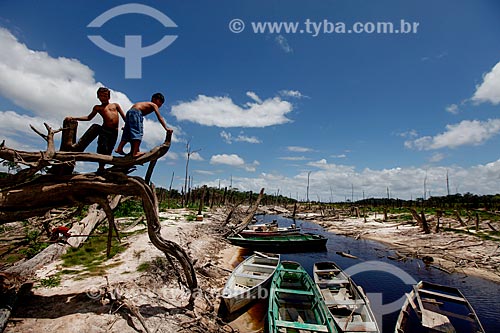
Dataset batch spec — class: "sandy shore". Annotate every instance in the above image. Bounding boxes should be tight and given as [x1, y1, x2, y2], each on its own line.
[4, 207, 243, 333]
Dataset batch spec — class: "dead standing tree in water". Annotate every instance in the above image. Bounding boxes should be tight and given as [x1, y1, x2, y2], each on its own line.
[0, 120, 197, 294]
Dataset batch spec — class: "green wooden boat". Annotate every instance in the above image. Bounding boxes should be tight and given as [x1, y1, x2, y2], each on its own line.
[227, 233, 328, 253]
[268, 261, 339, 333]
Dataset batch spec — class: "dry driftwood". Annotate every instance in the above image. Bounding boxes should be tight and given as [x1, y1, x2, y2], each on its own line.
[224, 188, 265, 237]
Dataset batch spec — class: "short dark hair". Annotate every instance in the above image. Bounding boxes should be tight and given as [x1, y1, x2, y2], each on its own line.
[151, 92, 165, 103]
[97, 87, 110, 96]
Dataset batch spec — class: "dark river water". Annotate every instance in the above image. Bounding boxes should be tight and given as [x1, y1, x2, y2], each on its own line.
[250, 214, 500, 332]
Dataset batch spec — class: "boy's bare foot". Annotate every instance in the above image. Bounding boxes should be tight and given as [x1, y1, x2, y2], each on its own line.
[132, 152, 145, 158]
[115, 149, 126, 156]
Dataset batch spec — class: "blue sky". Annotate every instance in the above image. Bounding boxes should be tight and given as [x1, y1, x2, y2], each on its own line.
[2, 0, 500, 201]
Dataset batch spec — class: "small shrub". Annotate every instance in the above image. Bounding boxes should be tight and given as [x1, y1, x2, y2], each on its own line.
[39, 275, 61, 288]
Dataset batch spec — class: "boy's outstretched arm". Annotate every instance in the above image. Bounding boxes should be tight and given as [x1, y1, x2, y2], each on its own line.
[153, 107, 173, 133]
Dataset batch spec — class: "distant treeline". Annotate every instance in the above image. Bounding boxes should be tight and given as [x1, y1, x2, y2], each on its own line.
[354, 193, 500, 211]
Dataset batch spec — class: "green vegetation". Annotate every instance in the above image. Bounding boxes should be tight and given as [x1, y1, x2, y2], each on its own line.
[114, 199, 144, 218]
[39, 274, 61, 288]
[61, 234, 126, 278]
[19, 229, 49, 259]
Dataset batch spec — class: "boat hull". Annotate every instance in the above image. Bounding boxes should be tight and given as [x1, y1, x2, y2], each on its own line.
[394, 280, 485, 333]
[268, 261, 338, 333]
[313, 261, 380, 333]
[221, 253, 280, 313]
[227, 233, 328, 253]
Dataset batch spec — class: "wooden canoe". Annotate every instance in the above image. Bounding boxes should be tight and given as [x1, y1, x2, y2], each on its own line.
[221, 252, 280, 313]
[313, 261, 380, 333]
[227, 233, 328, 253]
[268, 261, 338, 333]
[394, 280, 485, 333]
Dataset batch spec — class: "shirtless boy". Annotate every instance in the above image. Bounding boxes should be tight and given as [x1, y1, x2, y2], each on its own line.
[68, 87, 126, 172]
[115, 92, 173, 157]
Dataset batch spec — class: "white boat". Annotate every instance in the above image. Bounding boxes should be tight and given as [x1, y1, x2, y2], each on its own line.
[394, 280, 485, 333]
[221, 252, 280, 313]
[313, 261, 380, 333]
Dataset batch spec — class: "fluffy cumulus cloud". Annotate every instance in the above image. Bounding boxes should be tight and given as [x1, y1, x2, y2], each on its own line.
[0, 27, 179, 150]
[404, 119, 500, 150]
[472, 61, 500, 104]
[209, 153, 259, 172]
[171, 92, 293, 128]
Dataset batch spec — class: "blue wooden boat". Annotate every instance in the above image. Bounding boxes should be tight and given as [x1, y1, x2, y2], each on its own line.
[268, 261, 338, 332]
[227, 233, 328, 253]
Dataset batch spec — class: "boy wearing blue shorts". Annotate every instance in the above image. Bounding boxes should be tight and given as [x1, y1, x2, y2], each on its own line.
[115, 93, 173, 157]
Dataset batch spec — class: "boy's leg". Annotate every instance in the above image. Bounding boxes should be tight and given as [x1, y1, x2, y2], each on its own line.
[130, 140, 145, 157]
[115, 140, 126, 155]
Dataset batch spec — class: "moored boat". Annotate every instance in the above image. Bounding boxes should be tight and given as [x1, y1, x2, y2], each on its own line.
[394, 280, 485, 333]
[268, 261, 338, 333]
[227, 233, 328, 253]
[221, 252, 280, 313]
[239, 222, 300, 237]
[313, 261, 380, 333]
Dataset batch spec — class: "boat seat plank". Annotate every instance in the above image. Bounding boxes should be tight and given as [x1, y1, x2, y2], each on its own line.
[274, 319, 329, 332]
[244, 263, 277, 269]
[276, 287, 314, 296]
[418, 289, 467, 303]
[336, 320, 378, 332]
[326, 299, 365, 306]
[234, 273, 267, 280]
[317, 279, 349, 285]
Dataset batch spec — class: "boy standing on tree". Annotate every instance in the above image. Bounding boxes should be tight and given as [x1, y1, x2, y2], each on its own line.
[67, 87, 126, 173]
[115, 92, 173, 158]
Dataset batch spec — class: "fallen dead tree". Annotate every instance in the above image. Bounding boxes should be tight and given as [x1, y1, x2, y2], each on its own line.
[0, 122, 198, 331]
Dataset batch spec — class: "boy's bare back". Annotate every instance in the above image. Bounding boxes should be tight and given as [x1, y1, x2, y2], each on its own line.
[130, 101, 158, 116]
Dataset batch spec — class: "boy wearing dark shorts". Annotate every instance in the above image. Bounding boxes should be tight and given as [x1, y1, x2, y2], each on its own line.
[68, 87, 126, 172]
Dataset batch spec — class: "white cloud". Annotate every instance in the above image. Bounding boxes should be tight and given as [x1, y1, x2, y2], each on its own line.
[203, 159, 500, 201]
[210, 154, 245, 166]
[209, 153, 259, 172]
[0, 28, 132, 122]
[287, 146, 313, 152]
[185, 151, 204, 161]
[471, 61, 500, 104]
[220, 131, 261, 144]
[429, 152, 445, 163]
[279, 156, 307, 161]
[275, 35, 293, 53]
[279, 90, 308, 99]
[171, 94, 293, 128]
[446, 104, 459, 114]
[405, 119, 500, 150]
[246, 91, 262, 104]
